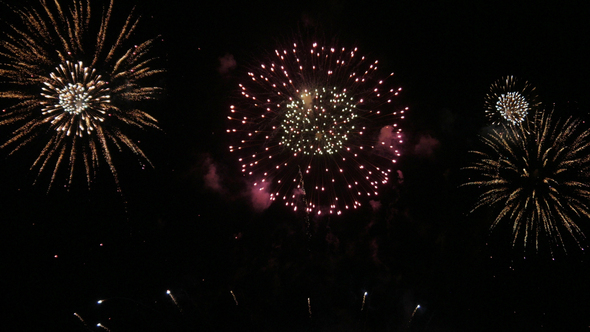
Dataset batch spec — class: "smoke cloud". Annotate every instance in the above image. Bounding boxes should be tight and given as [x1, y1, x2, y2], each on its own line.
[248, 181, 272, 212]
[203, 156, 224, 193]
[218, 53, 237, 75]
[413, 135, 440, 157]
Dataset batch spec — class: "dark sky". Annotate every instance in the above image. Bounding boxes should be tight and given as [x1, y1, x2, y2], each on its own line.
[1, 0, 590, 331]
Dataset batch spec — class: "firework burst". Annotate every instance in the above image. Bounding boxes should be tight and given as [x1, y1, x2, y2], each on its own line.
[227, 41, 406, 215]
[464, 111, 590, 253]
[484, 76, 540, 125]
[0, 0, 163, 190]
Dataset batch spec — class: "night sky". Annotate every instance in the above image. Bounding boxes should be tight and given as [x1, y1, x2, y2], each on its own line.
[2, 0, 590, 331]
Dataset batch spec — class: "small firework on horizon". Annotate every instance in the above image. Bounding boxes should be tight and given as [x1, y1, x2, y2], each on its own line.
[227, 40, 406, 215]
[484, 76, 540, 125]
[0, 0, 163, 191]
[464, 111, 590, 254]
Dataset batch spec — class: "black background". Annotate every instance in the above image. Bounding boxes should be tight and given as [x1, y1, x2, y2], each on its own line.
[1, 0, 590, 330]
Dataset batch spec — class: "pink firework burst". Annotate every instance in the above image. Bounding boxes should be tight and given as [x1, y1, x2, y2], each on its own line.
[227, 41, 406, 215]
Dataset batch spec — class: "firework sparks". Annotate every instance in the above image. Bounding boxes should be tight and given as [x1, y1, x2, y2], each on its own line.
[464, 112, 590, 253]
[361, 291, 368, 311]
[484, 76, 540, 125]
[227, 41, 406, 215]
[0, 0, 163, 190]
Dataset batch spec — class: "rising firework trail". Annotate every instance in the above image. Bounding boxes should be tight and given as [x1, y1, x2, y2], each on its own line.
[166, 290, 181, 312]
[0, 0, 163, 191]
[228, 40, 406, 215]
[408, 304, 420, 326]
[230, 290, 238, 305]
[96, 323, 111, 332]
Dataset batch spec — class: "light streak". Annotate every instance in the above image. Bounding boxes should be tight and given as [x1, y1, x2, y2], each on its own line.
[408, 304, 420, 326]
[73, 312, 89, 329]
[96, 323, 111, 332]
[166, 290, 182, 312]
[361, 291, 368, 311]
[230, 290, 238, 305]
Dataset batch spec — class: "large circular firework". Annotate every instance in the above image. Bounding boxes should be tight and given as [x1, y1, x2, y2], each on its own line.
[484, 76, 540, 125]
[464, 112, 590, 253]
[0, 0, 163, 190]
[227, 41, 406, 215]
